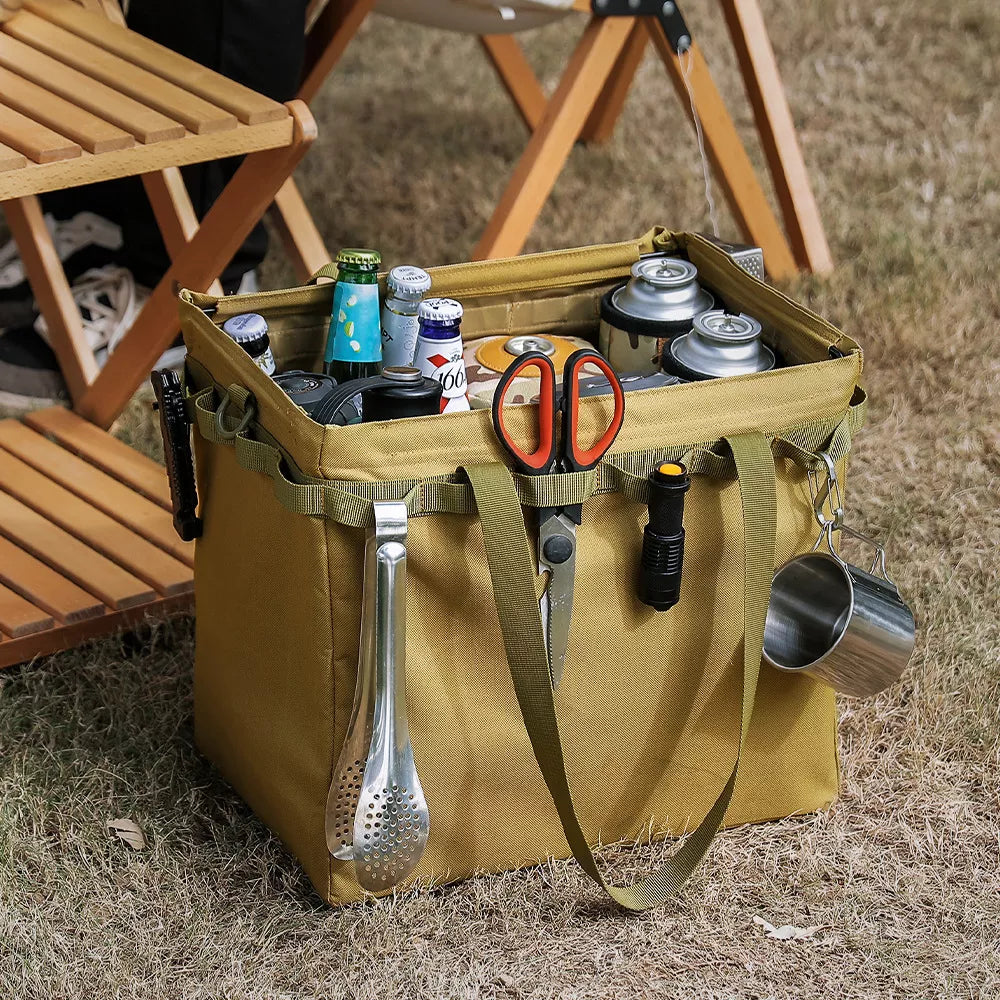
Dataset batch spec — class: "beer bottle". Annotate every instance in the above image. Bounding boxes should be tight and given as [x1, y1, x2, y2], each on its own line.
[381, 266, 431, 368]
[413, 298, 470, 413]
[323, 248, 382, 383]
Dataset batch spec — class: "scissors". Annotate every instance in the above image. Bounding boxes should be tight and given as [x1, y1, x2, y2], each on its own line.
[491, 348, 625, 687]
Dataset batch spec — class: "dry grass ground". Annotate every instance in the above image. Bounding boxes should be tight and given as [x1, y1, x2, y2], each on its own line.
[2, 1, 999, 996]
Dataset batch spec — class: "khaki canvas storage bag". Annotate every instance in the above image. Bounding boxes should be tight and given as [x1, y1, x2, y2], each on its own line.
[178, 227, 865, 910]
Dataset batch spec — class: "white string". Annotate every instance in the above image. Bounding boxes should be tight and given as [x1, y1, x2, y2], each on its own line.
[679, 47, 720, 238]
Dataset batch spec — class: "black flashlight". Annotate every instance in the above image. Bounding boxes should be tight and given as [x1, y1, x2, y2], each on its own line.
[637, 462, 690, 611]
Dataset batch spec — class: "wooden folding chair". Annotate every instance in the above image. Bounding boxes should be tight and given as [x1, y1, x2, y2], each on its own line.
[0, 0, 316, 668]
[272, 0, 831, 282]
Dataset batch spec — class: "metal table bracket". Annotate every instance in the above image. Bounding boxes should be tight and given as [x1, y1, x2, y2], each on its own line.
[591, 0, 692, 55]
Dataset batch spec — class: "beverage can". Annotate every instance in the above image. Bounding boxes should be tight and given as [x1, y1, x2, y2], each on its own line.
[413, 298, 469, 413]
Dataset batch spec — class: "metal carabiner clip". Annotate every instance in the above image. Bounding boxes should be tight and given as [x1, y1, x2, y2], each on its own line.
[807, 450, 844, 531]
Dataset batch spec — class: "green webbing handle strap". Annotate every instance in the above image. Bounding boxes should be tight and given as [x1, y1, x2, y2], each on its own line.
[190, 378, 862, 528]
[462, 431, 776, 911]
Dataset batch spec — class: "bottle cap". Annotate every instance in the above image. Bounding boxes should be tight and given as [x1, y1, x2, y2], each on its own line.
[222, 312, 268, 343]
[387, 265, 431, 298]
[336, 248, 381, 270]
[418, 297, 463, 324]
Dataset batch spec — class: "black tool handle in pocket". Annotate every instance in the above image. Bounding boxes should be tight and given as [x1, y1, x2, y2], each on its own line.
[151, 369, 202, 541]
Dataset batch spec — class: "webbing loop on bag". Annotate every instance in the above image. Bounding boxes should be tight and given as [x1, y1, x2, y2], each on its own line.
[188, 379, 864, 530]
[213, 390, 257, 440]
[463, 432, 776, 911]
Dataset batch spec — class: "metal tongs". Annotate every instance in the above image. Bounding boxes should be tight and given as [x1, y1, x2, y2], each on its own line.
[324, 501, 429, 891]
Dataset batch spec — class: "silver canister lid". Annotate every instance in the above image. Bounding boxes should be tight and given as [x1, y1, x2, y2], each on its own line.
[418, 297, 463, 323]
[669, 309, 774, 378]
[504, 335, 556, 357]
[611, 256, 714, 324]
[386, 265, 431, 298]
[381, 366, 423, 383]
[221, 312, 268, 343]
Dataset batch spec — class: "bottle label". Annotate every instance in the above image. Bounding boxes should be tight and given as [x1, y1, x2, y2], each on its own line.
[414, 333, 470, 412]
[381, 306, 420, 368]
[254, 346, 276, 377]
[326, 282, 381, 364]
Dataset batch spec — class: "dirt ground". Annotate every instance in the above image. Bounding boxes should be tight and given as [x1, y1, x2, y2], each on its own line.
[1, 1, 998, 997]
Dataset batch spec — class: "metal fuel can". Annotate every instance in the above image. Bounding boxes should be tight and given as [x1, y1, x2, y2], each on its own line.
[663, 309, 775, 380]
[598, 256, 714, 374]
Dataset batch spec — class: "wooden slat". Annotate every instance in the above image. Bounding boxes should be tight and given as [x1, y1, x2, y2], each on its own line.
[0, 140, 27, 171]
[0, 34, 185, 144]
[0, 535, 105, 623]
[0, 105, 81, 163]
[0, 421, 193, 566]
[0, 491, 154, 610]
[27, 0, 288, 126]
[0, 448, 192, 596]
[5, 13, 239, 135]
[24, 407, 172, 510]
[0, 115, 294, 200]
[0, 582, 54, 638]
[0, 65, 134, 154]
[0, 591, 192, 670]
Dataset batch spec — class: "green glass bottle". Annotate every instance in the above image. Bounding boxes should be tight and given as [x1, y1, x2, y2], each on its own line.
[323, 248, 382, 384]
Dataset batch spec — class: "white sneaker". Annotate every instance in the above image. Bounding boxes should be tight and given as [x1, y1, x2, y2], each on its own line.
[0, 212, 123, 293]
[32, 264, 168, 367]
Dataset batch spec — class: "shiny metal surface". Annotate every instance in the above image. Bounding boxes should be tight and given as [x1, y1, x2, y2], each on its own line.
[611, 256, 714, 323]
[763, 550, 916, 698]
[505, 335, 556, 357]
[538, 513, 577, 688]
[324, 529, 380, 860]
[353, 506, 429, 890]
[668, 309, 774, 379]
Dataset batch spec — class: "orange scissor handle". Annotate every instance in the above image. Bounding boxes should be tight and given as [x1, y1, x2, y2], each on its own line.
[491, 351, 558, 474]
[562, 350, 625, 472]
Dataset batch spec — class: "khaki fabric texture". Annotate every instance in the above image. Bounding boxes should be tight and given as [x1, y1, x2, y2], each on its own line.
[180, 229, 864, 907]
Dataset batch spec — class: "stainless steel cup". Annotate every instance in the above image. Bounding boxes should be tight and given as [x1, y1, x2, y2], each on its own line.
[763, 523, 916, 697]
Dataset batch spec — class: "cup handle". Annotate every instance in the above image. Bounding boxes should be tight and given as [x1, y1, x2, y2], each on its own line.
[814, 521, 895, 586]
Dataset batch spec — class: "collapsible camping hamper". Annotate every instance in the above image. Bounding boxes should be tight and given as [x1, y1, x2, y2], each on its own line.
[178, 227, 865, 908]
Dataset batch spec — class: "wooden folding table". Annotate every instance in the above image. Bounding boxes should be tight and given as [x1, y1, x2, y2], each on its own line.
[0, 0, 317, 668]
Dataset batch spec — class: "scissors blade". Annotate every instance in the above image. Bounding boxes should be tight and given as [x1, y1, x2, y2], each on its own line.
[538, 514, 577, 688]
